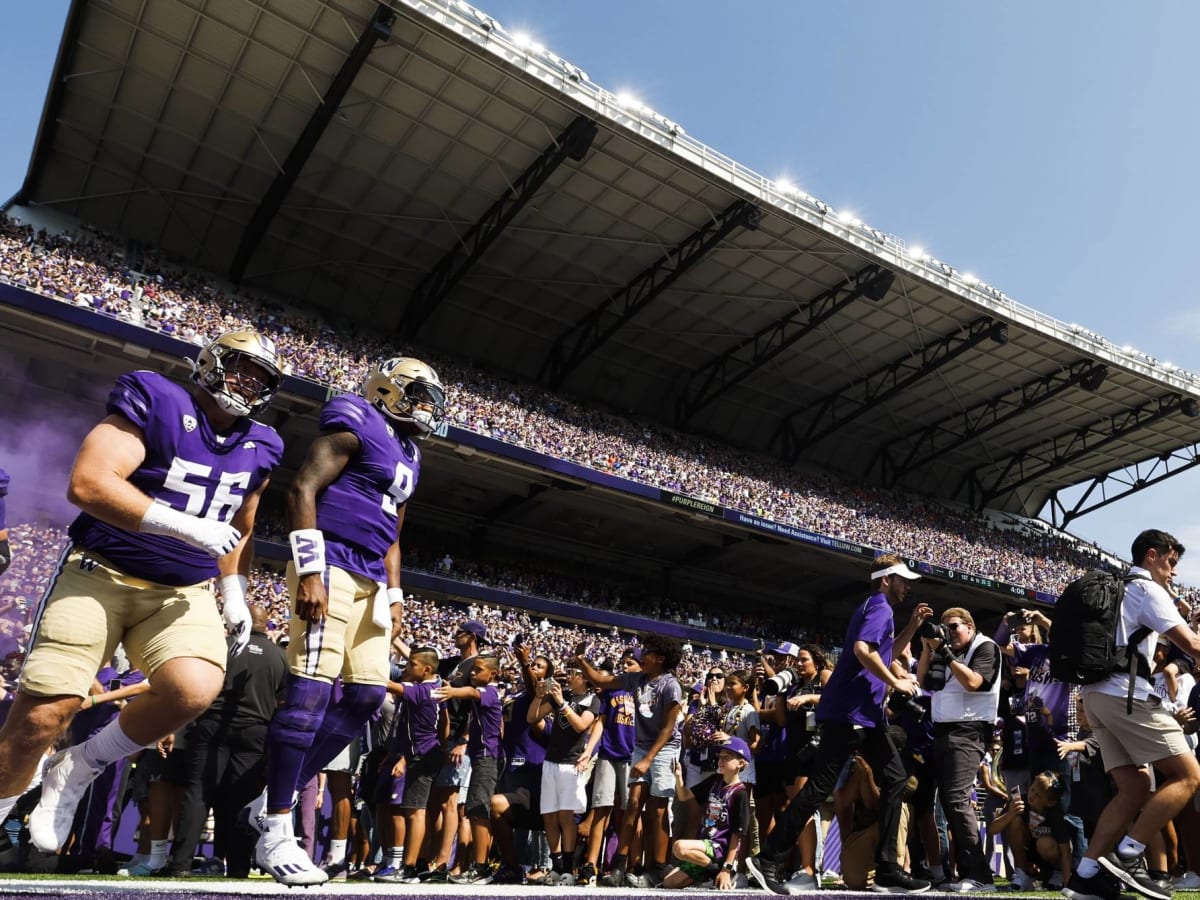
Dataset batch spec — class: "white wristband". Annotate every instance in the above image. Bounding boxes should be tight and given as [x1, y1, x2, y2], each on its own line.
[140, 502, 194, 541]
[289, 528, 326, 576]
[218, 574, 249, 603]
[387, 588, 406, 606]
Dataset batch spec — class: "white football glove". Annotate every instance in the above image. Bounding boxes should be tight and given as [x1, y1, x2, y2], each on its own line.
[218, 575, 251, 656]
[141, 502, 241, 558]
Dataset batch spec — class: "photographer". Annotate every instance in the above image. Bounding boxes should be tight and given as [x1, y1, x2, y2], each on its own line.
[759, 646, 829, 888]
[917, 608, 1001, 891]
[746, 554, 932, 895]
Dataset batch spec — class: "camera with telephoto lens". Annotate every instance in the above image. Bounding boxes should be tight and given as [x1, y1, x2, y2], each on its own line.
[763, 667, 800, 696]
[918, 620, 948, 643]
[887, 686, 926, 721]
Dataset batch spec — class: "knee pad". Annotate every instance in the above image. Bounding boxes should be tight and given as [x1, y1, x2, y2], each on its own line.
[268, 676, 332, 750]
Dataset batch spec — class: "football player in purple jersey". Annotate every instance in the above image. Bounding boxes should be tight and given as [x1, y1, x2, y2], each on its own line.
[253, 357, 444, 886]
[0, 331, 284, 855]
[0, 468, 10, 576]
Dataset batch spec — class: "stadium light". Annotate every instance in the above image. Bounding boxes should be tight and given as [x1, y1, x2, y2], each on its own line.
[512, 31, 532, 49]
[615, 92, 644, 113]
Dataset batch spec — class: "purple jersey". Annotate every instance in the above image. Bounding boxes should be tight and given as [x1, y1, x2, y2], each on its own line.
[598, 686, 636, 761]
[394, 680, 442, 760]
[702, 780, 751, 858]
[1012, 642, 1073, 749]
[69, 372, 282, 586]
[0, 467, 9, 530]
[818, 592, 895, 729]
[502, 692, 549, 766]
[467, 684, 502, 759]
[315, 395, 422, 582]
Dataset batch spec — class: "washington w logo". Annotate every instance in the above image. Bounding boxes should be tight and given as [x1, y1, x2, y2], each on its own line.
[78, 556, 101, 572]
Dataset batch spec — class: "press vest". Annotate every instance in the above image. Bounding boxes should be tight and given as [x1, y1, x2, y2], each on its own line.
[931, 632, 1001, 724]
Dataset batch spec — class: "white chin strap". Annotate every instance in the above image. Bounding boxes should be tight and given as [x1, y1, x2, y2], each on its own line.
[214, 388, 252, 417]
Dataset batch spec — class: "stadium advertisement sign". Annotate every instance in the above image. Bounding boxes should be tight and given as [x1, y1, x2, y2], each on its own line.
[727, 511, 875, 560]
[661, 489, 723, 518]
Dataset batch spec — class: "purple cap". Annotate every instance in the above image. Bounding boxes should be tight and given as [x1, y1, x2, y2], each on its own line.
[458, 620, 489, 645]
[719, 736, 752, 762]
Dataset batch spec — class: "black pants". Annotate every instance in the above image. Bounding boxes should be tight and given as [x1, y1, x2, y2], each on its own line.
[168, 717, 269, 872]
[934, 721, 991, 882]
[763, 722, 906, 868]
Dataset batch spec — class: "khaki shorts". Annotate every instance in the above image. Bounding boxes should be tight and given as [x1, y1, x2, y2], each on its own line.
[21, 547, 227, 698]
[1082, 691, 1191, 770]
[285, 563, 387, 685]
[841, 822, 879, 890]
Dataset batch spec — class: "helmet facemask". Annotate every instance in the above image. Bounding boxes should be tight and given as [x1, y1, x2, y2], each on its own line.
[363, 358, 446, 438]
[193, 332, 283, 417]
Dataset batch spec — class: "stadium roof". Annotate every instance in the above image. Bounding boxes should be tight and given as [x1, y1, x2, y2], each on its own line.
[18, 0, 1200, 521]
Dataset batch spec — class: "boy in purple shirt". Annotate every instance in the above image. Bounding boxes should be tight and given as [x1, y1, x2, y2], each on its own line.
[433, 656, 502, 885]
[747, 553, 932, 895]
[373, 646, 443, 883]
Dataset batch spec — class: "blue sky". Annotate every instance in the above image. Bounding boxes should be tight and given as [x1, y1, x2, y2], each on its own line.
[5, 2, 1200, 578]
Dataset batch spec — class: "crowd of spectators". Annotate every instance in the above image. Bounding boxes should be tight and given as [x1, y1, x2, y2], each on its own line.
[0, 523, 758, 694]
[0, 213, 1131, 600]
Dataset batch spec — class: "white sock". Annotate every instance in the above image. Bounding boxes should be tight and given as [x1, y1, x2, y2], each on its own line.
[1078, 858, 1100, 878]
[80, 720, 145, 769]
[263, 812, 293, 837]
[330, 838, 348, 864]
[1118, 836, 1146, 859]
[385, 845, 404, 867]
[148, 839, 169, 868]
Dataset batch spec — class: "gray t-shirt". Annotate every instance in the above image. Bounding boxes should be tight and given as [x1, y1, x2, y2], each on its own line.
[620, 671, 684, 750]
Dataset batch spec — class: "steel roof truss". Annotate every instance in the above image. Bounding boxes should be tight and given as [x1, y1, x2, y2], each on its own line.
[540, 198, 761, 388]
[674, 264, 893, 429]
[877, 359, 1106, 487]
[1047, 443, 1200, 529]
[776, 316, 1000, 463]
[976, 393, 1186, 506]
[229, 4, 396, 282]
[399, 114, 598, 338]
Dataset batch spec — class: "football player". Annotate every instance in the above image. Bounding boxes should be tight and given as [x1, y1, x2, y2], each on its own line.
[0, 331, 284, 853]
[0, 468, 10, 577]
[253, 357, 444, 886]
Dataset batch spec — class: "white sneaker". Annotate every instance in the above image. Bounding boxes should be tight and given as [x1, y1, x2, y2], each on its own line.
[1010, 869, 1035, 891]
[558, 872, 577, 886]
[256, 832, 329, 886]
[1175, 872, 1200, 890]
[28, 746, 105, 852]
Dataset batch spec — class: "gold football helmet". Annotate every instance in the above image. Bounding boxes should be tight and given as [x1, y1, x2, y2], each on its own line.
[192, 330, 282, 417]
[362, 357, 446, 437]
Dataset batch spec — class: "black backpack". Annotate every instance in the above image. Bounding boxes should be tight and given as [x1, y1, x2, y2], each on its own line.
[1047, 569, 1151, 710]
